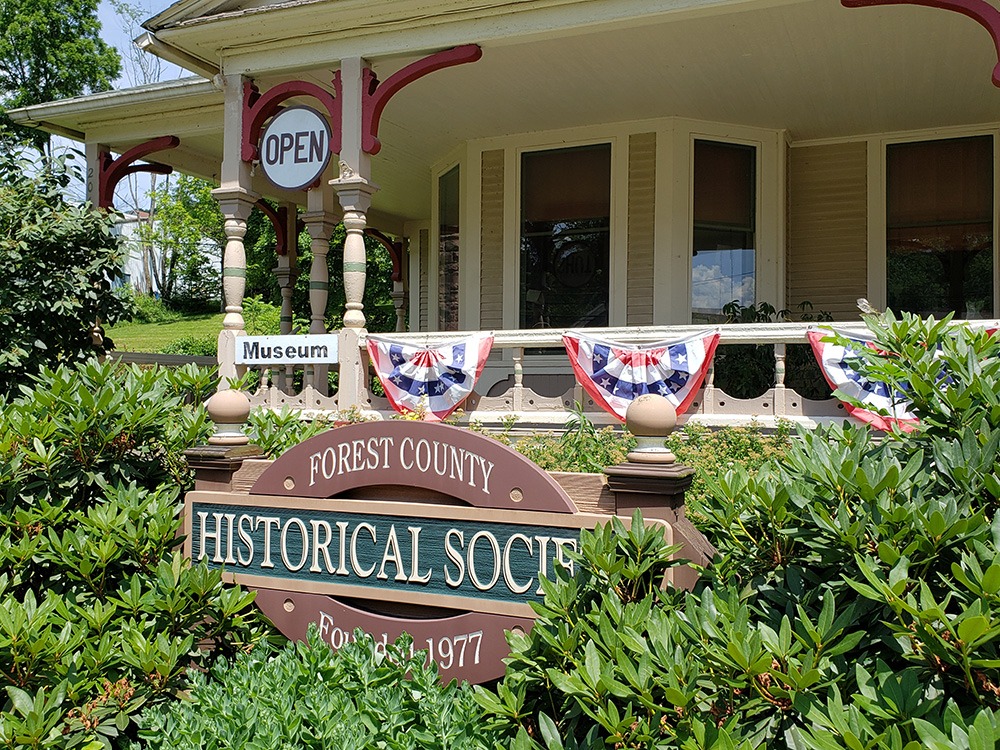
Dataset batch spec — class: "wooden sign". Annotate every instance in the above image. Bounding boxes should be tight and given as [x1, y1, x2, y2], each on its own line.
[183, 421, 672, 683]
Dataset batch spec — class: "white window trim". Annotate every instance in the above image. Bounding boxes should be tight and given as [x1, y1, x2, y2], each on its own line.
[866, 126, 1000, 316]
[429, 147, 465, 332]
[654, 119, 785, 324]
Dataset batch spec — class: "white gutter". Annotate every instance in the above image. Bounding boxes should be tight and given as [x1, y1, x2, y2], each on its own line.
[134, 32, 220, 79]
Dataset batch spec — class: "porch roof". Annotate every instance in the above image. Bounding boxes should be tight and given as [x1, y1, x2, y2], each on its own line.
[8, 0, 1000, 224]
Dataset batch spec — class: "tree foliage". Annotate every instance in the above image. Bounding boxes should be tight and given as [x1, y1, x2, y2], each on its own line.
[0, 0, 120, 152]
[130, 175, 224, 309]
[0, 155, 130, 393]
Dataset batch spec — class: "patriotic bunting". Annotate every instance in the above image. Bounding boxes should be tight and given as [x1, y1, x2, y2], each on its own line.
[367, 333, 494, 421]
[562, 330, 720, 422]
[807, 328, 918, 432]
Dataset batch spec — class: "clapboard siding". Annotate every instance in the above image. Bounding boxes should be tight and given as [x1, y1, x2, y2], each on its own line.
[480, 149, 505, 329]
[787, 142, 868, 320]
[418, 228, 429, 331]
[627, 132, 656, 326]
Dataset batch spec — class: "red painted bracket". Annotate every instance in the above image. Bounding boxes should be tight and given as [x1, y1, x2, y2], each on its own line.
[362, 44, 482, 155]
[365, 227, 404, 281]
[242, 75, 343, 162]
[98, 135, 180, 209]
[255, 199, 305, 256]
[842, 0, 1000, 86]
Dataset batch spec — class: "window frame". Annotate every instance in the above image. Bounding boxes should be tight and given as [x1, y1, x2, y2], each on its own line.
[867, 127, 1000, 315]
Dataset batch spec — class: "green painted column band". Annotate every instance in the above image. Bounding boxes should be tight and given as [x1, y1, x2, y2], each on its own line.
[309, 281, 329, 290]
[280, 315, 293, 322]
[223, 267, 246, 278]
[343, 262, 367, 273]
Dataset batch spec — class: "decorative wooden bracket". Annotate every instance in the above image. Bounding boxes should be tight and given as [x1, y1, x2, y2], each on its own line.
[842, 0, 1000, 86]
[255, 199, 304, 256]
[98, 135, 180, 209]
[242, 76, 343, 162]
[362, 44, 482, 155]
[364, 227, 404, 281]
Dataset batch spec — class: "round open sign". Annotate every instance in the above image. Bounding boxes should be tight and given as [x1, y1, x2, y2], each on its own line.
[259, 105, 333, 191]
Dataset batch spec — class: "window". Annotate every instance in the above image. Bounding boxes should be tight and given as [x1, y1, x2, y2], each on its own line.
[886, 135, 993, 318]
[438, 165, 460, 330]
[519, 144, 611, 329]
[691, 140, 756, 322]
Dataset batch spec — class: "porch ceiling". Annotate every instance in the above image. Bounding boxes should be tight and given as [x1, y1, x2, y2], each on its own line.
[10, 0, 1000, 225]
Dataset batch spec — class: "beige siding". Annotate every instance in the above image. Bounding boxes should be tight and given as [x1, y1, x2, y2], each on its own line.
[627, 133, 656, 325]
[480, 149, 505, 329]
[787, 142, 868, 320]
[418, 228, 429, 331]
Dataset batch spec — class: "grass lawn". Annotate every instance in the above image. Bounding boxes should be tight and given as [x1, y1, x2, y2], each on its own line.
[108, 313, 223, 353]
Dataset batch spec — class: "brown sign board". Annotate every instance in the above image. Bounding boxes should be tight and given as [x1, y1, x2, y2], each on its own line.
[183, 421, 673, 683]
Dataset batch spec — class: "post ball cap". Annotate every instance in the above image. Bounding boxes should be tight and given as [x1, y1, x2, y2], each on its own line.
[625, 393, 677, 437]
[206, 388, 252, 426]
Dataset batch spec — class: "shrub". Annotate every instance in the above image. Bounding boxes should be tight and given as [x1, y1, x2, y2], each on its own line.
[478, 313, 1000, 749]
[0, 156, 132, 393]
[0, 360, 271, 749]
[127, 293, 181, 325]
[130, 626, 495, 750]
[246, 407, 333, 457]
[159, 335, 216, 357]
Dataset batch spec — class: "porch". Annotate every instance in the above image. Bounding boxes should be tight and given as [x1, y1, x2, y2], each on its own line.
[241, 320, 879, 430]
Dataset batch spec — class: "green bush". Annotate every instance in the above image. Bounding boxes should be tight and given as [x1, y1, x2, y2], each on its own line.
[159, 335, 216, 357]
[246, 407, 333, 457]
[478, 313, 1000, 749]
[130, 626, 495, 750]
[127, 294, 181, 325]
[0, 157, 132, 394]
[0, 360, 271, 749]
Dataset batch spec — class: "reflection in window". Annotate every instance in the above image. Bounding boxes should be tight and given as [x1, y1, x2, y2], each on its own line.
[438, 165, 460, 331]
[519, 144, 611, 329]
[692, 140, 756, 322]
[887, 136, 993, 319]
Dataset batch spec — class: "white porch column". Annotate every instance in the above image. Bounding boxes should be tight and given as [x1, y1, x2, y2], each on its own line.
[274, 202, 299, 392]
[302, 184, 338, 396]
[332, 56, 379, 410]
[213, 191, 257, 386]
[212, 73, 259, 389]
[84, 142, 105, 207]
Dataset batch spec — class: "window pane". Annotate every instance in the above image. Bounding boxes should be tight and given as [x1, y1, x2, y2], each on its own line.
[520, 144, 611, 329]
[887, 136, 993, 319]
[438, 165, 460, 331]
[692, 140, 756, 322]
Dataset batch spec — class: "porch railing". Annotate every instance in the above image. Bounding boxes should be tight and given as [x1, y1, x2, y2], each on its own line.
[243, 320, 913, 428]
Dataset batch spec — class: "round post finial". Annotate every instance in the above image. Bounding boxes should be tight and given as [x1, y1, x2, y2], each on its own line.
[625, 394, 677, 464]
[206, 389, 252, 445]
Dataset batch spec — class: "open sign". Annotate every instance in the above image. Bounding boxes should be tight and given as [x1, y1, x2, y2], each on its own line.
[259, 105, 333, 190]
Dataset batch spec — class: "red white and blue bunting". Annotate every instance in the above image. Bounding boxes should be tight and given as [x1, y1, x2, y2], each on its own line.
[367, 333, 494, 422]
[807, 328, 918, 432]
[562, 330, 720, 422]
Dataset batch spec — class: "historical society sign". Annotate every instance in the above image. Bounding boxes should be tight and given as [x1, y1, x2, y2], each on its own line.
[183, 421, 673, 682]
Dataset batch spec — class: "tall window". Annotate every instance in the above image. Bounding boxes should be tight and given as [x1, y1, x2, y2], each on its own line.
[438, 165, 460, 330]
[519, 144, 611, 329]
[692, 140, 756, 322]
[886, 136, 993, 318]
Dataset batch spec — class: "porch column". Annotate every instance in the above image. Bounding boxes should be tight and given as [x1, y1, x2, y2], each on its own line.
[333, 56, 379, 410]
[213, 73, 258, 389]
[213, 191, 257, 386]
[393, 236, 408, 332]
[274, 201, 299, 392]
[302, 194, 338, 396]
[84, 142, 106, 207]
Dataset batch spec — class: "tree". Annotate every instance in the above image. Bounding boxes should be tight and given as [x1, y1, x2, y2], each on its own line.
[0, 0, 120, 153]
[0, 155, 130, 392]
[129, 174, 224, 308]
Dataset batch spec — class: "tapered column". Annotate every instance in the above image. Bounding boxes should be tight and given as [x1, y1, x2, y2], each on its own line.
[213, 72, 258, 390]
[213, 190, 258, 387]
[331, 171, 377, 329]
[274, 202, 299, 392]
